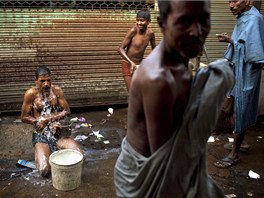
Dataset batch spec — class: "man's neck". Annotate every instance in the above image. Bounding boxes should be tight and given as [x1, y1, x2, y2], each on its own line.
[161, 41, 189, 67]
[239, 5, 251, 16]
[138, 27, 148, 34]
[40, 90, 51, 98]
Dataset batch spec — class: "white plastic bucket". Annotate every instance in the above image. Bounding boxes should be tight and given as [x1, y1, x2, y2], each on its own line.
[49, 149, 84, 191]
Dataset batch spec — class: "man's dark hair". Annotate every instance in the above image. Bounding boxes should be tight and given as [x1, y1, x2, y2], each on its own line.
[35, 66, 51, 79]
[158, 0, 171, 23]
[137, 9, 151, 21]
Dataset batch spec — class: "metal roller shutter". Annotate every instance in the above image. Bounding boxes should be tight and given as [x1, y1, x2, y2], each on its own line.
[202, 1, 236, 63]
[0, 1, 160, 112]
[0, 1, 262, 113]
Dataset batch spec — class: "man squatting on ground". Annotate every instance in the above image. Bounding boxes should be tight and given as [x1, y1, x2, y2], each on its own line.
[114, 0, 234, 197]
[214, 0, 264, 168]
[118, 9, 156, 91]
[21, 66, 82, 177]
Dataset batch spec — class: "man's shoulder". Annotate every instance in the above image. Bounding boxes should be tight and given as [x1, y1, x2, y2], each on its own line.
[136, 61, 170, 91]
[139, 52, 158, 75]
[25, 86, 37, 95]
[250, 6, 263, 17]
[124, 26, 137, 39]
[52, 85, 63, 92]
[23, 87, 38, 101]
[246, 7, 263, 21]
[146, 27, 154, 34]
[248, 13, 263, 21]
[130, 26, 137, 33]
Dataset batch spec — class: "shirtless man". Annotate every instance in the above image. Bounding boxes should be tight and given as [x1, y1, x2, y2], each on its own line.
[126, 3, 210, 156]
[114, 1, 234, 197]
[21, 66, 82, 177]
[118, 9, 156, 91]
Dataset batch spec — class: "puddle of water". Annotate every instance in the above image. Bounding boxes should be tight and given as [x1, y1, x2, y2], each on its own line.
[22, 169, 52, 187]
[84, 148, 120, 161]
[1, 146, 120, 180]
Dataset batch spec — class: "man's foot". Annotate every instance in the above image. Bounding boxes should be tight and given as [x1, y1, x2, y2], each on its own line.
[224, 142, 250, 152]
[214, 156, 240, 168]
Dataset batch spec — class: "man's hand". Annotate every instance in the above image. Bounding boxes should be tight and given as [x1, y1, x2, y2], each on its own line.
[216, 32, 233, 44]
[35, 117, 49, 132]
[50, 122, 62, 137]
[130, 62, 140, 75]
[130, 62, 137, 75]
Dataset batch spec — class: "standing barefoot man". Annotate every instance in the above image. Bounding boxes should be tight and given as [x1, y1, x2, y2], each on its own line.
[118, 9, 156, 91]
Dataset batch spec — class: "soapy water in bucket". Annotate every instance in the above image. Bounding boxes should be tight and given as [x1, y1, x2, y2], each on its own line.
[49, 149, 84, 191]
[50, 149, 83, 166]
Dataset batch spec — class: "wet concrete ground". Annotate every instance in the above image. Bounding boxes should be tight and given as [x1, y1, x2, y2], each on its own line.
[0, 106, 264, 198]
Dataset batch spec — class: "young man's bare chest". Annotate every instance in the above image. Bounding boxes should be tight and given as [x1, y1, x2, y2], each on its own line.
[131, 33, 151, 50]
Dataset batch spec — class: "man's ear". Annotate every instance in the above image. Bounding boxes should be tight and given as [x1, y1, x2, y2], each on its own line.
[157, 16, 164, 32]
[146, 20, 150, 26]
[245, 0, 251, 6]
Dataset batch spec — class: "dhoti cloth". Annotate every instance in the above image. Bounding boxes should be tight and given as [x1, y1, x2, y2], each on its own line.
[121, 60, 132, 77]
[114, 59, 235, 198]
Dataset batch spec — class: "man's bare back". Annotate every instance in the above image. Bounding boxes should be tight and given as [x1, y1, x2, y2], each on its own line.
[126, 43, 193, 156]
[124, 1, 211, 156]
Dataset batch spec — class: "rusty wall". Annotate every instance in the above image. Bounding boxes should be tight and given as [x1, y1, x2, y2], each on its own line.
[0, 1, 263, 113]
[0, 9, 162, 112]
[202, 2, 235, 63]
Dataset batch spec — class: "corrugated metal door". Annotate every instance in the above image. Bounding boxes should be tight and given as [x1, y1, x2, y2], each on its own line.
[0, 1, 160, 112]
[260, 0, 264, 13]
[0, 1, 262, 113]
[202, 1, 236, 63]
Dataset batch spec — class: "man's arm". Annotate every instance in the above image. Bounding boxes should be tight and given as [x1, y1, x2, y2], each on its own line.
[141, 74, 175, 154]
[216, 32, 234, 45]
[150, 31, 156, 50]
[118, 27, 137, 71]
[21, 89, 38, 125]
[48, 86, 70, 122]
